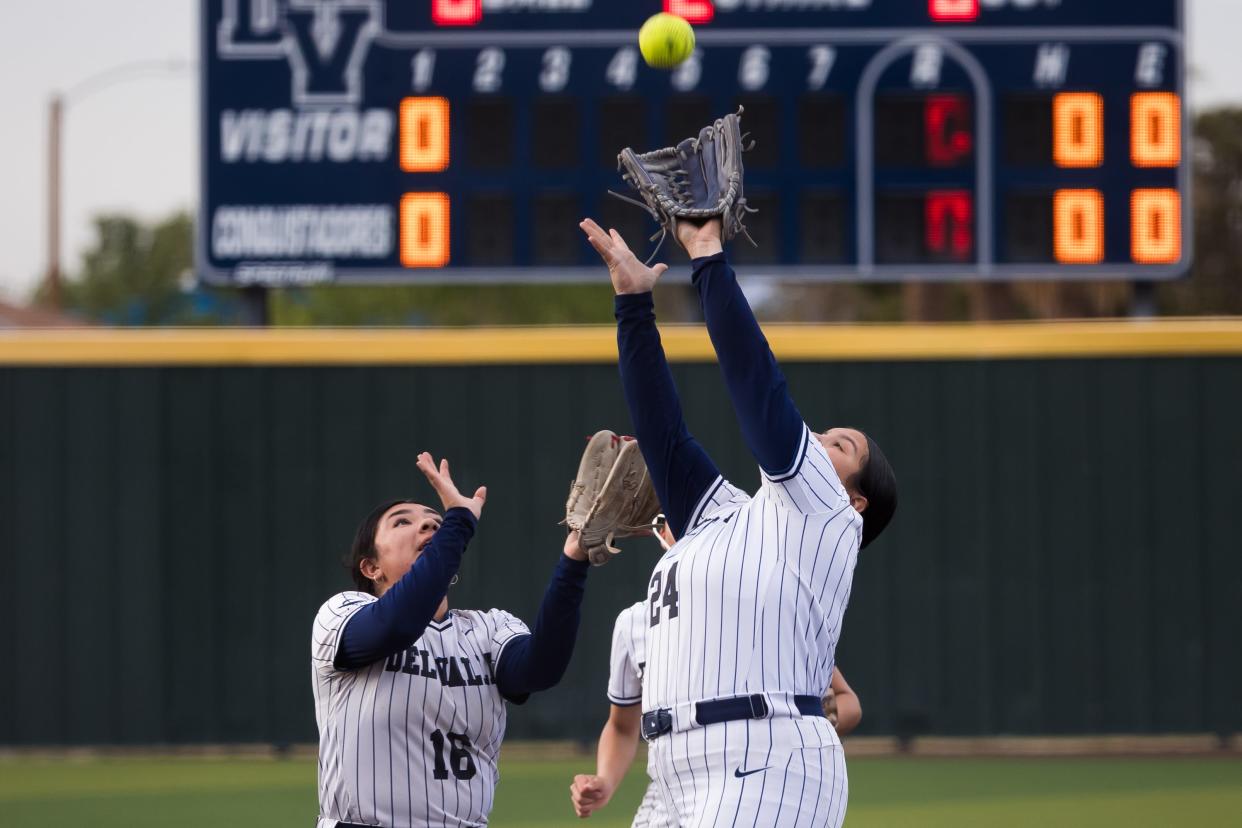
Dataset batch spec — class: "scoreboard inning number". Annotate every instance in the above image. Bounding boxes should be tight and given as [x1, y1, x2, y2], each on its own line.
[201, 1, 1188, 286]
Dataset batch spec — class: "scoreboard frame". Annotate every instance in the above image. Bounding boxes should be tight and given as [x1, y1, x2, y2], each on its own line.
[199, 0, 1189, 286]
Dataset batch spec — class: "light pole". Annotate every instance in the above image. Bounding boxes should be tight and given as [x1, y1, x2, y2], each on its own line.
[46, 94, 62, 309]
[43, 58, 192, 310]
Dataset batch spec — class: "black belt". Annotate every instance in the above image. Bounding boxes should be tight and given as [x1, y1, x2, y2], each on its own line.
[641, 694, 824, 741]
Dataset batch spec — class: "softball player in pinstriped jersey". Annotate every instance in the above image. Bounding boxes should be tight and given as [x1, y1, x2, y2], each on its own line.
[312, 451, 593, 828]
[580, 217, 897, 826]
[571, 599, 671, 827]
[570, 524, 863, 825]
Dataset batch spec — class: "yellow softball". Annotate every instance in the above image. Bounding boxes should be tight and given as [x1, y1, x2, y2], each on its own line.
[638, 13, 695, 70]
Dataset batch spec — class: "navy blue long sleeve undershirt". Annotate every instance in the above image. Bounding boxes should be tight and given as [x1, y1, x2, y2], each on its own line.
[691, 252, 806, 477]
[335, 506, 589, 703]
[335, 506, 476, 670]
[493, 554, 590, 703]
[615, 292, 721, 540]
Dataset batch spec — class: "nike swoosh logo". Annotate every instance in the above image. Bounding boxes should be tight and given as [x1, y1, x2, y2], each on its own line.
[734, 766, 770, 778]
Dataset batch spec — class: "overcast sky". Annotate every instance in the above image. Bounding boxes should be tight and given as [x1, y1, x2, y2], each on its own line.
[1, 0, 1239, 301]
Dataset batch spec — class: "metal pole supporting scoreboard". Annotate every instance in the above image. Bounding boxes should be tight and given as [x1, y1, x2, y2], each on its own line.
[200, 0, 1188, 288]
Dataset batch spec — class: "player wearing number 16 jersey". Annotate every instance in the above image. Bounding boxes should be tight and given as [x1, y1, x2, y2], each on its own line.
[312, 451, 592, 828]
[580, 217, 897, 827]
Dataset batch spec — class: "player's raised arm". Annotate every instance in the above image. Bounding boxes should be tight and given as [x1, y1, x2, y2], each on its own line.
[578, 218, 720, 539]
[491, 531, 592, 701]
[333, 453, 484, 669]
[677, 218, 807, 476]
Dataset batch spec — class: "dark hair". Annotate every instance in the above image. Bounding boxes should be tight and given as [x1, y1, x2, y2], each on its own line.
[857, 435, 897, 550]
[347, 498, 417, 594]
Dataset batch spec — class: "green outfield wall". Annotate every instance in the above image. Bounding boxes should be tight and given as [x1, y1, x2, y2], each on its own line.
[1, 322, 1239, 746]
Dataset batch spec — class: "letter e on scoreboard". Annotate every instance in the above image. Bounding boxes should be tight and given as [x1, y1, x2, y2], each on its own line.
[401, 193, 451, 268]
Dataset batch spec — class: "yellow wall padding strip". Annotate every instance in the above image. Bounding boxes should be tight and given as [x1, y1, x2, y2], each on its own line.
[2, 319, 1242, 365]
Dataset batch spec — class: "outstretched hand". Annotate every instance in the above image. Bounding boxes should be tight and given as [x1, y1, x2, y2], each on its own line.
[569, 773, 614, 818]
[416, 452, 487, 519]
[578, 218, 667, 295]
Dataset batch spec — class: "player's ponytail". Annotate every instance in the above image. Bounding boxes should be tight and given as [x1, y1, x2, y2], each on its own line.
[346, 498, 417, 594]
[858, 436, 897, 550]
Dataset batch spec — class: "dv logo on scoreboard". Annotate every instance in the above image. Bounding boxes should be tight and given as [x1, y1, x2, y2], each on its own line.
[217, 0, 381, 106]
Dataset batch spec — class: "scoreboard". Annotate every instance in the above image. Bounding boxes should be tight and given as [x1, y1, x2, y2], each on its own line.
[199, 0, 1188, 286]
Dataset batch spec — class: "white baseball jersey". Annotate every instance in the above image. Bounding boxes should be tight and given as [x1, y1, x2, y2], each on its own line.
[606, 601, 648, 708]
[312, 593, 530, 828]
[642, 425, 860, 826]
[606, 602, 670, 828]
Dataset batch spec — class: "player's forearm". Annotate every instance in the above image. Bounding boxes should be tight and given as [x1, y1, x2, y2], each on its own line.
[494, 554, 589, 697]
[834, 692, 862, 736]
[335, 507, 476, 669]
[614, 293, 718, 538]
[691, 253, 806, 475]
[595, 718, 640, 790]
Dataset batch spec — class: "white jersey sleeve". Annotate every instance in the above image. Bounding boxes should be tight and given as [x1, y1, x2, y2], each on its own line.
[311, 591, 375, 676]
[684, 475, 751, 533]
[485, 608, 532, 663]
[760, 424, 852, 515]
[606, 603, 646, 706]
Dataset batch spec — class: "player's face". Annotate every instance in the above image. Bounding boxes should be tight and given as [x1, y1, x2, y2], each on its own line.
[817, 427, 870, 512]
[369, 503, 443, 592]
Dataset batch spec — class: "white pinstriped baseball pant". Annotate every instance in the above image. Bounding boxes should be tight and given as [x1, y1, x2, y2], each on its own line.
[646, 715, 847, 827]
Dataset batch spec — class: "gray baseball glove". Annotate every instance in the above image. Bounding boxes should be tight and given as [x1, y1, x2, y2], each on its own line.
[612, 107, 755, 261]
[564, 430, 662, 567]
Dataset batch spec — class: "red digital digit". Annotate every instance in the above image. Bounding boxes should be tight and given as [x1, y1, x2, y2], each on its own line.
[665, 0, 714, 25]
[925, 191, 973, 259]
[433, 0, 481, 27]
[924, 94, 972, 166]
[929, 0, 978, 23]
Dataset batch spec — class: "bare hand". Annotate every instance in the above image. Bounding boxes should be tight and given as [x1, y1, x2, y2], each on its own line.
[570, 774, 614, 818]
[674, 217, 724, 259]
[564, 529, 587, 562]
[416, 452, 487, 519]
[579, 218, 668, 295]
